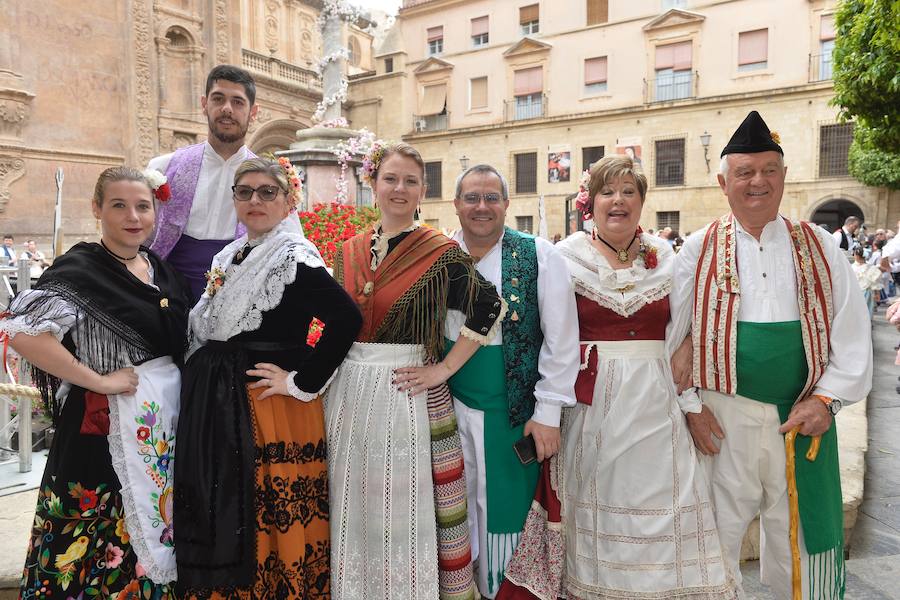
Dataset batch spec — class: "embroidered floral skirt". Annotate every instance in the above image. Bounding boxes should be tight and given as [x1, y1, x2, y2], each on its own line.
[180, 385, 330, 600]
[19, 387, 173, 600]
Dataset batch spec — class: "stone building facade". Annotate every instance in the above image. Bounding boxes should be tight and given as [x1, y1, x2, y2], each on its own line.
[346, 0, 899, 238]
[0, 0, 374, 249]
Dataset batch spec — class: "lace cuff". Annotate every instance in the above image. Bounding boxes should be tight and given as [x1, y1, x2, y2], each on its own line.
[458, 297, 508, 346]
[285, 368, 338, 402]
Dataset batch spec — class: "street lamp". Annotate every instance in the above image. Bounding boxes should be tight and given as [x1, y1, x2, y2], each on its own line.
[699, 131, 712, 173]
[459, 155, 470, 171]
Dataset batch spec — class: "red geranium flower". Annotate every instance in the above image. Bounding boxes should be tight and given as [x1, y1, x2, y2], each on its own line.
[137, 426, 151, 442]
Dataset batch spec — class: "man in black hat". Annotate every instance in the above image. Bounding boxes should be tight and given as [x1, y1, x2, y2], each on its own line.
[669, 111, 872, 598]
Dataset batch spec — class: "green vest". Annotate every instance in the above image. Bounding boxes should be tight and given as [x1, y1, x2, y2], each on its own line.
[500, 227, 543, 427]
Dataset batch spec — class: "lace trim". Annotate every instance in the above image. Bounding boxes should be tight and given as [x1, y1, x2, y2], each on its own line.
[457, 297, 508, 346]
[189, 216, 325, 354]
[573, 277, 671, 318]
[285, 368, 338, 402]
[107, 393, 176, 585]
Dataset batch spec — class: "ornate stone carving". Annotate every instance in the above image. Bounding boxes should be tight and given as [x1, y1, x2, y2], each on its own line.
[173, 133, 195, 149]
[265, 0, 281, 55]
[0, 91, 33, 142]
[0, 156, 25, 213]
[215, 0, 230, 64]
[248, 107, 273, 133]
[132, 0, 156, 165]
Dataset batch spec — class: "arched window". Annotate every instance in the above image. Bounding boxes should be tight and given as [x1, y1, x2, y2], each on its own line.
[348, 36, 361, 68]
[166, 27, 191, 48]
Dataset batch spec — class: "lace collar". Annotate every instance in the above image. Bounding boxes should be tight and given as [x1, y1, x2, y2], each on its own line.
[188, 214, 324, 355]
[370, 221, 418, 271]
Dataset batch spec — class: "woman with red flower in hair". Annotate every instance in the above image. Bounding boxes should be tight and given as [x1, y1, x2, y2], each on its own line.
[498, 155, 735, 600]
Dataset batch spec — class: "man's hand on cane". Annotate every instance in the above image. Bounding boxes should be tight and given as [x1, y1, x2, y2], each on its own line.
[778, 395, 832, 437]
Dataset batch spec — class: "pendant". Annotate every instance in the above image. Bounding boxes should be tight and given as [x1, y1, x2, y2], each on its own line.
[617, 249, 629, 263]
[159, 298, 169, 308]
[363, 281, 374, 296]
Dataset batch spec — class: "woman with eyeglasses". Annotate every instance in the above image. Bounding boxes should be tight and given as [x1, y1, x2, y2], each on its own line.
[174, 157, 362, 598]
[326, 143, 503, 600]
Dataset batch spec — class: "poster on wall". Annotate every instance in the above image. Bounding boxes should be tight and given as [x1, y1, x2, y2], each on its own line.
[615, 136, 643, 168]
[548, 151, 571, 183]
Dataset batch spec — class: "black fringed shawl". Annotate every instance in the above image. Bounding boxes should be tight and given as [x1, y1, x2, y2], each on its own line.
[6, 243, 191, 423]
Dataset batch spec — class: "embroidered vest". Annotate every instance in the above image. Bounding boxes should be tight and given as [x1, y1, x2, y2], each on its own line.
[501, 227, 543, 427]
[692, 214, 833, 401]
[150, 143, 252, 258]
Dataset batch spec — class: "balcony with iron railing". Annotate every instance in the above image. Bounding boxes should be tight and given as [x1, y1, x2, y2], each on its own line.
[809, 53, 834, 83]
[644, 71, 698, 103]
[412, 112, 449, 133]
[504, 93, 548, 122]
[241, 49, 322, 91]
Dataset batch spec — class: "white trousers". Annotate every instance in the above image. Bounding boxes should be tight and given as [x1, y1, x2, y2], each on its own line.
[701, 391, 838, 600]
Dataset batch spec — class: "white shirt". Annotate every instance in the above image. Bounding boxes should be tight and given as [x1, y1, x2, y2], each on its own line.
[147, 142, 250, 240]
[446, 231, 580, 427]
[832, 226, 858, 252]
[671, 215, 873, 405]
[1, 245, 16, 266]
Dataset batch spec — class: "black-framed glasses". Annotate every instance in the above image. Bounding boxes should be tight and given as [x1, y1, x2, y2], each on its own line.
[461, 192, 503, 205]
[232, 184, 283, 202]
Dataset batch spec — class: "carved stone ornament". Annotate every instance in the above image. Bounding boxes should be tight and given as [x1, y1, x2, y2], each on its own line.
[132, 0, 156, 165]
[0, 156, 26, 213]
[0, 88, 34, 142]
[215, 0, 230, 64]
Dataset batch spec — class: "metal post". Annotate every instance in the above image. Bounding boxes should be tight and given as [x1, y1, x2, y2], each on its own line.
[16, 258, 31, 473]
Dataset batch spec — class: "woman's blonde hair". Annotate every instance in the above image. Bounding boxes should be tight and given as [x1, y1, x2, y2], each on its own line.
[588, 154, 648, 203]
[234, 157, 290, 195]
[92, 166, 152, 207]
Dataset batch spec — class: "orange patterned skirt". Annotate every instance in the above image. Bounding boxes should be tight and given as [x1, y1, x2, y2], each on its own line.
[185, 386, 330, 599]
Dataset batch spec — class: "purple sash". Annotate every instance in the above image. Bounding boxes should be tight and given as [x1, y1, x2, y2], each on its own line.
[149, 143, 251, 259]
[167, 235, 233, 302]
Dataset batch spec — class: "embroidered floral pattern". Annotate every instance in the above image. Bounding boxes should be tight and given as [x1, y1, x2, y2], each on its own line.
[19, 482, 172, 599]
[256, 473, 330, 534]
[134, 401, 175, 547]
[204, 267, 226, 298]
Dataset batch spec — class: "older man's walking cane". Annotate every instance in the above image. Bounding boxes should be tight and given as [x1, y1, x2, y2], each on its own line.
[784, 427, 822, 600]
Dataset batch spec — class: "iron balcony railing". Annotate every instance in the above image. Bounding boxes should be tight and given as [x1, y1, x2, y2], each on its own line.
[809, 53, 834, 83]
[504, 93, 548, 122]
[412, 112, 449, 132]
[644, 71, 698, 103]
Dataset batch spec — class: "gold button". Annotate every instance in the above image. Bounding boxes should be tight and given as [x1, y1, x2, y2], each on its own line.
[159, 298, 169, 308]
[363, 282, 374, 296]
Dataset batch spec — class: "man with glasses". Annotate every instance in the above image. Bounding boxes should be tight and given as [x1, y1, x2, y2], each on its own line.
[445, 164, 579, 598]
[148, 64, 258, 300]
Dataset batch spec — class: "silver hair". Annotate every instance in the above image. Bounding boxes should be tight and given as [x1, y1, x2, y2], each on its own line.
[719, 153, 785, 182]
[454, 164, 509, 201]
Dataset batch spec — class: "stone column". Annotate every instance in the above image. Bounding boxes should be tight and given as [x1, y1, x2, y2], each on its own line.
[320, 11, 344, 123]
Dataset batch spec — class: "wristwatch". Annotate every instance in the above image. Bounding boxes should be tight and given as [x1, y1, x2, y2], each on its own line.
[814, 394, 842, 416]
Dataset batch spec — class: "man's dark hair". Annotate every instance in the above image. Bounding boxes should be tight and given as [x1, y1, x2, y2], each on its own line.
[3, 234, 13, 240]
[205, 65, 256, 105]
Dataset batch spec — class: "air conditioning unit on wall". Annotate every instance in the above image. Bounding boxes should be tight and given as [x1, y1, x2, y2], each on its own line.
[414, 119, 427, 132]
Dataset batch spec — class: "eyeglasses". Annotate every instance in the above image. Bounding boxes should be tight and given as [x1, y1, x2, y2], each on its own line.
[461, 192, 503, 205]
[232, 184, 283, 202]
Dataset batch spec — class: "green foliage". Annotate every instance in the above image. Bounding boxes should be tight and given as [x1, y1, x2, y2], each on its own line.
[831, 0, 900, 148]
[848, 124, 900, 189]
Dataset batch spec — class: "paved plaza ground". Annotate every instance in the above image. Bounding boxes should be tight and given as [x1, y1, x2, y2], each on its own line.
[1, 308, 898, 599]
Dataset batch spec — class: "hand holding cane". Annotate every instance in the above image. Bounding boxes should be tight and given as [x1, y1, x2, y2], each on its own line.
[784, 427, 822, 600]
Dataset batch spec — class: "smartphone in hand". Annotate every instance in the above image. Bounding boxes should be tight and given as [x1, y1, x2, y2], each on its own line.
[513, 434, 538, 465]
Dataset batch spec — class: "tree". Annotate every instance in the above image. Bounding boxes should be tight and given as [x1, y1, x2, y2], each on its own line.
[831, 0, 900, 189]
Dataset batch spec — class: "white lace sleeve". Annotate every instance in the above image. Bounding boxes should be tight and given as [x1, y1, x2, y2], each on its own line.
[1, 289, 79, 340]
[284, 369, 338, 402]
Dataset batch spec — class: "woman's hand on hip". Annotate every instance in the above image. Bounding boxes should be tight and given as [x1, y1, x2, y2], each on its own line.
[394, 363, 453, 396]
[247, 362, 290, 400]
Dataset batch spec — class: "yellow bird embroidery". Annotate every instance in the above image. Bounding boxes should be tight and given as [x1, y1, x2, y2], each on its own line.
[55, 535, 90, 569]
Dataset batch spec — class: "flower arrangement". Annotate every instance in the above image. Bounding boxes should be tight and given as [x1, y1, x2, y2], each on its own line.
[312, 79, 349, 123]
[204, 267, 226, 297]
[331, 128, 382, 203]
[361, 139, 387, 187]
[636, 228, 658, 270]
[574, 169, 592, 219]
[143, 169, 171, 203]
[298, 202, 379, 346]
[320, 116, 349, 129]
[277, 157, 303, 209]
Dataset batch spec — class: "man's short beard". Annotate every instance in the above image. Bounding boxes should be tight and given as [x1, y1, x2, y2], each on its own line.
[208, 116, 248, 144]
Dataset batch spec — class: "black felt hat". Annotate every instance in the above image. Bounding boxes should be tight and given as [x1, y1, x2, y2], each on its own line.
[720, 110, 783, 157]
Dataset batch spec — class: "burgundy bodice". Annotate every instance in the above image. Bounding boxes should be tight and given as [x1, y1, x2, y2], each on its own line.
[574, 294, 670, 405]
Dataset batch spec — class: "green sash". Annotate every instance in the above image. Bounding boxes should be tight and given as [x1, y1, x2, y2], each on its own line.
[446, 339, 539, 534]
[736, 321, 843, 556]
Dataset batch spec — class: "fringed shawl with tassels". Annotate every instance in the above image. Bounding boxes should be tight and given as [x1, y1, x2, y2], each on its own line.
[2, 242, 190, 422]
[336, 226, 500, 360]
